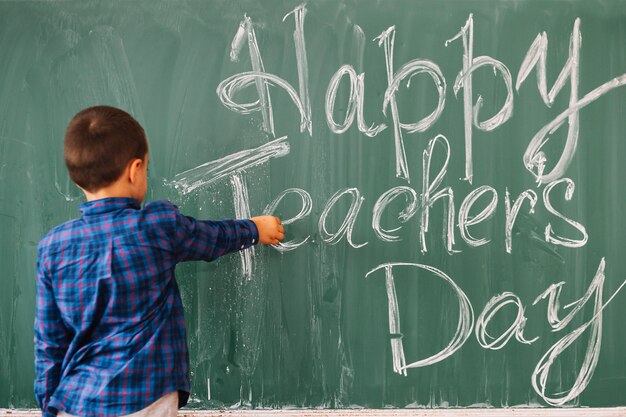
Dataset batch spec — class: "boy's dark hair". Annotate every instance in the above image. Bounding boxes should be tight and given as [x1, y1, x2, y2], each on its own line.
[64, 105, 148, 192]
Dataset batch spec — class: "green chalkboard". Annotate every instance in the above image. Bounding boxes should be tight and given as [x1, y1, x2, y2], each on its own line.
[1, 0, 626, 410]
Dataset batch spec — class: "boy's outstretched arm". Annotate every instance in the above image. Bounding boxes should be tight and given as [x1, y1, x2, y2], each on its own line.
[165, 202, 285, 263]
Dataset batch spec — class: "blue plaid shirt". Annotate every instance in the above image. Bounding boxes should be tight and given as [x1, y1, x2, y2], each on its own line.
[34, 198, 258, 417]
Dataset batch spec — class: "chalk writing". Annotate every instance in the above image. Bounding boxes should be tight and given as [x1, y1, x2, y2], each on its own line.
[168, 8, 626, 407]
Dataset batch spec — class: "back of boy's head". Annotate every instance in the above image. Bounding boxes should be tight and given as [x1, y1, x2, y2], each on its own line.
[64, 105, 148, 192]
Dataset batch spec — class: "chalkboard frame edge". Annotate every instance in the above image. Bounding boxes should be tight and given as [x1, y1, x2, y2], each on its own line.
[2, 408, 626, 416]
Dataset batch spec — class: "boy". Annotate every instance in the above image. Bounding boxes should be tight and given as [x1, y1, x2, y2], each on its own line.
[34, 105, 285, 417]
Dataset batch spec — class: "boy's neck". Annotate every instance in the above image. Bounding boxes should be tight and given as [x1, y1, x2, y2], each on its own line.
[81, 156, 147, 203]
[83, 182, 140, 203]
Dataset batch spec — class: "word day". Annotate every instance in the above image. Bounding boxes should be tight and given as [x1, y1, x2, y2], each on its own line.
[167, 4, 626, 408]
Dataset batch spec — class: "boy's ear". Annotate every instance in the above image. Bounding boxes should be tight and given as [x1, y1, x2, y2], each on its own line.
[128, 158, 143, 184]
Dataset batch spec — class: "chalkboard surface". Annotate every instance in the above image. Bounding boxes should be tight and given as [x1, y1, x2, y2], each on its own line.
[1, 0, 626, 410]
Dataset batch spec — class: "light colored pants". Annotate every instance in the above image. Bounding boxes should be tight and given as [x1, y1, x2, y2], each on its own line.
[57, 390, 179, 417]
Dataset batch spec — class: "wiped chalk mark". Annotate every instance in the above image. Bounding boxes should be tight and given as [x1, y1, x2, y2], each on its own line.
[475, 292, 538, 350]
[230, 15, 275, 136]
[229, 19, 247, 62]
[542, 178, 588, 248]
[366, 263, 474, 374]
[284, 3, 312, 136]
[54, 158, 81, 202]
[457, 185, 498, 247]
[264, 188, 313, 252]
[231, 173, 255, 280]
[446, 14, 514, 183]
[531, 259, 626, 405]
[420, 134, 456, 253]
[352, 24, 366, 71]
[504, 188, 538, 254]
[319, 188, 368, 248]
[167, 138, 288, 282]
[167, 136, 289, 195]
[372, 186, 419, 242]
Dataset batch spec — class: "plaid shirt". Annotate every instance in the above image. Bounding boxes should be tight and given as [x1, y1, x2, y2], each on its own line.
[34, 198, 258, 417]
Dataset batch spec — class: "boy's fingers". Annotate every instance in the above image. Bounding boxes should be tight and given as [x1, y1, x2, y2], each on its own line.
[276, 232, 285, 241]
[278, 225, 285, 233]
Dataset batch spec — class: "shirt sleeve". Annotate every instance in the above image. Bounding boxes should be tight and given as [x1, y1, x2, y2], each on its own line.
[169, 205, 259, 263]
[34, 244, 72, 417]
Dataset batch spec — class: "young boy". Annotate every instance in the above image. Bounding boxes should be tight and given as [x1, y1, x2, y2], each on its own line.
[34, 105, 285, 417]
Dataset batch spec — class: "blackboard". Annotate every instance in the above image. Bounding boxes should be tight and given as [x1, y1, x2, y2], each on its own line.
[1, 0, 626, 410]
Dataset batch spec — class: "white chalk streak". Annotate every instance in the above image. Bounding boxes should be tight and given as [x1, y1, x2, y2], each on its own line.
[264, 188, 312, 252]
[531, 259, 622, 333]
[229, 19, 247, 62]
[376, 26, 410, 181]
[519, 19, 582, 184]
[446, 14, 474, 183]
[372, 186, 419, 242]
[447, 14, 513, 182]
[284, 4, 312, 136]
[217, 71, 310, 134]
[325, 65, 359, 134]
[420, 134, 456, 253]
[352, 25, 386, 137]
[382, 59, 446, 134]
[231, 173, 255, 280]
[452, 56, 513, 132]
[385, 265, 407, 375]
[525, 65, 626, 181]
[475, 292, 538, 350]
[366, 263, 474, 372]
[324, 63, 387, 137]
[504, 188, 538, 254]
[168, 136, 289, 195]
[458, 185, 498, 247]
[229, 15, 275, 136]
[542, 178, 588, 248]
[531, 259, 626, 405]
[516, 30, 573, 107]
[319, 188, 368, 248]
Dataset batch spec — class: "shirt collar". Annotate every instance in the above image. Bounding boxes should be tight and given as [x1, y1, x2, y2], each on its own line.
[80, 197, 141, 216]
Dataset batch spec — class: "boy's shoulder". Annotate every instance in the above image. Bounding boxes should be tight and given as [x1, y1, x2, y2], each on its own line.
[38, 200, 182, 251]
[38, 217, 84, 252]
[143, 199, 179, 214]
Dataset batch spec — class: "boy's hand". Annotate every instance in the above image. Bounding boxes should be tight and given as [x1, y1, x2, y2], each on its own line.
[251, 216, 285, 245]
